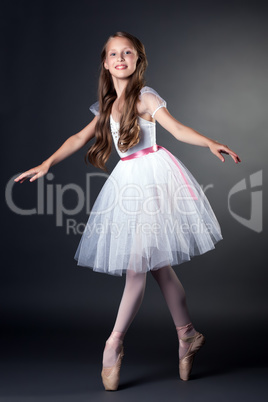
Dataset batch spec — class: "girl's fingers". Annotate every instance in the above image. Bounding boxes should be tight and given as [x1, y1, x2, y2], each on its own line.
[18, 177, 28, 184]
[14, 171, 34, 182]
[224, 149, 241, 164]
[14, 174, 23, 182]
[217, 151, 225, 162]
[214, 145, 241, 164]
[14, 169, 42, 183]
[231, 152, 241, 163]
[29, 172, 41, 182]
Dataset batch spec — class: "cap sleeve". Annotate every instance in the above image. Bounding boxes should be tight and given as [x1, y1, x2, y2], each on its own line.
[89, 101, 99, 116]
[139, 86, 167, 118]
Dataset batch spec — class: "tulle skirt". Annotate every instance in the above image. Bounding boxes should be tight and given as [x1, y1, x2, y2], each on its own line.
[74, 148, 223, 276]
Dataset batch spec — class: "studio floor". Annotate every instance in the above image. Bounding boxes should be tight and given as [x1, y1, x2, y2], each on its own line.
[0, 318, 267, 402]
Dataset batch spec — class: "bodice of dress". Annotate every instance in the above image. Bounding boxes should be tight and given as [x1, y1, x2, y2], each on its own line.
[110, 115, 157, 158]
[89, 86, 167, 158]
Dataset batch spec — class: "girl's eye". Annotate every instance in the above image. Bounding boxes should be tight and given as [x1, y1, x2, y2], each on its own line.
[125, 50, 131, 54]
[110, 53, 116, 56]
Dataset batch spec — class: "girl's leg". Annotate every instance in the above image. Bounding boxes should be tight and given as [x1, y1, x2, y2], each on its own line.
[150, 265, 196, 358]
[103, 269, 147, 367]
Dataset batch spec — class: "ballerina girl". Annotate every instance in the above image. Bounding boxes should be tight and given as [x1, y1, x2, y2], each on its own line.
[14, 31, 241, 391]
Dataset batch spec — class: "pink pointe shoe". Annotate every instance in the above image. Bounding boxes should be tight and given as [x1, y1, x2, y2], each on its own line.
[179, 332, 205, 381]
[101, 340, 124, 391]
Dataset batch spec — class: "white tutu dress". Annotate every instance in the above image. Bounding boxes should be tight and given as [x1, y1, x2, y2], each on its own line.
[74, 87, 223, 276]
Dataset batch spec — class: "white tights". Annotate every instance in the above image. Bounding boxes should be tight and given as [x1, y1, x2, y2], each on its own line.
[102, 265, 196, 367]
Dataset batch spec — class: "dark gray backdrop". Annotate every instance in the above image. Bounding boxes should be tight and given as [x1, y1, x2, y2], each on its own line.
[1, 0, 267, 401]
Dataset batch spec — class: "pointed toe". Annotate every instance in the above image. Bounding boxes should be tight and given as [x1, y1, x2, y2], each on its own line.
[179, 332, 205, 381]
[101, 346, 124, 391]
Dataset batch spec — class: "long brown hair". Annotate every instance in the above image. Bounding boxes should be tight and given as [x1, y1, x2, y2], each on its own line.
[85, 31, 148, 171]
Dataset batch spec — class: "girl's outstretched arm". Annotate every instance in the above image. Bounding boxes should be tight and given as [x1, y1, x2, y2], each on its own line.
[14, 116, 98, 183]
[154, 107, 241, 164]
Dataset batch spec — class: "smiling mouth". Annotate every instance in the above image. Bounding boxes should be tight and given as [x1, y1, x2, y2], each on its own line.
[115, 65, 127, 70]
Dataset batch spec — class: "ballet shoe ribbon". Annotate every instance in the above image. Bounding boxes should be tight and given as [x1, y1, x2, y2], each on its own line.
[120, 144, 197, 200]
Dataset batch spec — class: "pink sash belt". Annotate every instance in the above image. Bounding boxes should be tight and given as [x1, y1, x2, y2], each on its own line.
[120, 144, 197, 199]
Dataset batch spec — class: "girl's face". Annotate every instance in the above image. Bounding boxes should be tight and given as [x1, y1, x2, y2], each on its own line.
[104, 36, 138, 80]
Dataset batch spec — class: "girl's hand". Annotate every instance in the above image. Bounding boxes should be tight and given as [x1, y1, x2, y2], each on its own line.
[14, 162, 50, 183]
[208, 141, 241, 164]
